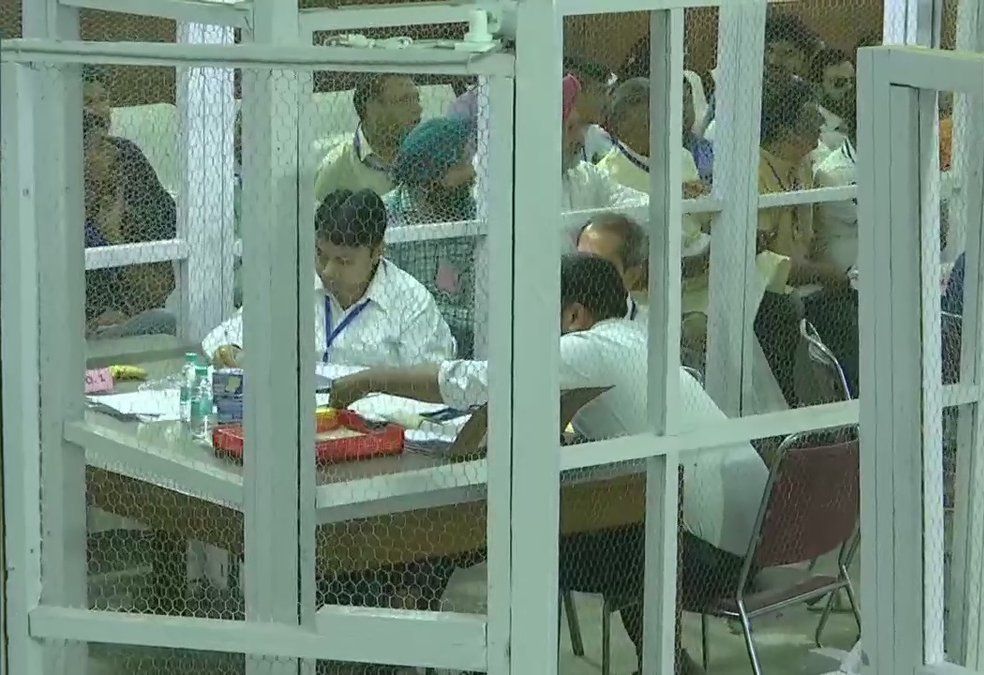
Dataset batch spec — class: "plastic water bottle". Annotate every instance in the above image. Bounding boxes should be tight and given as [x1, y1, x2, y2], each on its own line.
[179, 353, 199, 424]
[190, 365, 214, 440]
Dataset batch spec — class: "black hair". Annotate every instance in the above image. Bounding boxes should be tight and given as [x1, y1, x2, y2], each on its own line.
[760, 72, 814, 145]
[81, 64, 111, 86]
[764, 10, 820, 54]
[560, 252, 629, 322]
[353, 73, 409, 122]
[809, 48, 852, 84]
[578, 213, 649, 272]
[620, 36, 651, 81]
[315, 189, 387, 249]
[563, 55, 614, 86]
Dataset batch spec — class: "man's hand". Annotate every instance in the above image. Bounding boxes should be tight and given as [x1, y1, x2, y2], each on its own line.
[682, 181, 710, 200]
[330, 372, 373, 410]
[212, 345, 243, 369]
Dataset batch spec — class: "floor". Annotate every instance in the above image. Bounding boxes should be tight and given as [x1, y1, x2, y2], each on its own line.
[87, 552, 860, 675]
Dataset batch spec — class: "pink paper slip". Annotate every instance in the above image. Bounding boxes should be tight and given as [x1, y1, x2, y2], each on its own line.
[435, 261, 460, 294]
[85, 368, 115, 394]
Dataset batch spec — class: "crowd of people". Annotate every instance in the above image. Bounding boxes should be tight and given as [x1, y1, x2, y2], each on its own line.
[78, 11, 965, 673]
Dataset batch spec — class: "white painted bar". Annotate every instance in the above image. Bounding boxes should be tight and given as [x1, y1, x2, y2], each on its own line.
[642, 10, 683, 674]
[57, 0, 252, 28]
[757, 185, 857, 208]
[704, 0, 766, 415]
[0, 61, 47, 675]
[84, 239, 189, 270]
[0, 39, 517, 75]
[28, 605, 486, 670]
[483, 72, 516, 674]
[511, 1, 562, 672]
[559, 0, 723, 16]
[298, 1, 504, 33]
[176, 19, 237, 343]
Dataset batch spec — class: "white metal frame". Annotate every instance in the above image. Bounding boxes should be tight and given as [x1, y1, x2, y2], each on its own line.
[5, 2, 982, 675]
[858, 45, 984, 675]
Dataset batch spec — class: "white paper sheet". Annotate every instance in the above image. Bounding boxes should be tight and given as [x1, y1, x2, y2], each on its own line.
[87, 389, 182, 422]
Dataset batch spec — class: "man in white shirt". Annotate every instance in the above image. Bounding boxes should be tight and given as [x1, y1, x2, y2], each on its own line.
[203, 189, 456, 368]
[561, 75, 646, 238]
[330, 253, 768, 672]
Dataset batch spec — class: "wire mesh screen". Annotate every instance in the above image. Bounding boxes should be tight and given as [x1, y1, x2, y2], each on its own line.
[87, 642, 245, 674]
[74, 55, 238, 623]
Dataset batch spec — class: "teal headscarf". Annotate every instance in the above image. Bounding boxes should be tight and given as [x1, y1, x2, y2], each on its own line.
[391, 116, 473, 187]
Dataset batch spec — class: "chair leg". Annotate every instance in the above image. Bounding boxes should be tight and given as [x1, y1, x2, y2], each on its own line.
[700, 613, 710, 671]
[737, 604, 763, 675]
[602, 596, 612, 675]
[815, 591, 838, 647]
[843, 570, 863, 637]
[562, 590, 585, 658]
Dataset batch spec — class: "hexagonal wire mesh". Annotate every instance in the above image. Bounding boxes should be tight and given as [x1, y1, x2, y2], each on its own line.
[536, 4, 874, 673]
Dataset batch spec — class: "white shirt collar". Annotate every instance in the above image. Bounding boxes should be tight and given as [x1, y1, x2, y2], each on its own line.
[355, 124, 377, 164]
[317, 258, 393, 314]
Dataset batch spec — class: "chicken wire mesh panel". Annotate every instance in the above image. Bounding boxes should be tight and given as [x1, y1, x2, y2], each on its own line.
[297, 61, 497, 654]
[0, 0, 20, 39]
[87, 642, 245, 674]
[74, 55, 241, 623]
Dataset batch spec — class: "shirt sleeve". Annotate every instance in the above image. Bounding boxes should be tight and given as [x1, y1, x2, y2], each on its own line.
[201, 310, 243, 358]
[438, 359, 489, 409]
[398, 298, 458, 366]
[558, 332, 614, 390]
[595, 165, 647, 209]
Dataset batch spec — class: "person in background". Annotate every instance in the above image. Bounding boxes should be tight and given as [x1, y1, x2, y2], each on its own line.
[382, 116, 476, 226]
[702, 11, 821, 142]
[382, 116, 479, 357]
[563, 55, 617, 163]
[808, 48, 857, 158]
[82, 67, 177, 338]
[203, 189, 455, 368]
[682, 78, 715, 184]
[758, 72, 845, 287]
[314, 74, 422, 201]
[561, 75, 646, 241]
[329, 253, 768, 675]
[577, 214, 790, 412]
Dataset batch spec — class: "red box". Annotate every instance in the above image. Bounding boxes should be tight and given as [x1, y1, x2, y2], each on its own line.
[212, 410, 405, 464]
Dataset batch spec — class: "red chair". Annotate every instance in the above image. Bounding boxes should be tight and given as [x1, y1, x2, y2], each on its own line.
[699, 429, 861, 675]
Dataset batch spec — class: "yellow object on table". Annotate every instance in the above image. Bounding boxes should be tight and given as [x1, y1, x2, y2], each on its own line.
[316, 407, 339, 425]
[109, 365, 147, 381]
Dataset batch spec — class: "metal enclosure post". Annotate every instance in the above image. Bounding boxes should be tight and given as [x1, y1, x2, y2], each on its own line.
[703, 0, 766, 415]
[857, 48, 929, 674]
[511, 0, 563, 672]
[19, 3, 88, 675]
[641, 9, 683, 675]
[483, 72, 517, 674]
[176, 14, 237, 343]
[239, 2, 311, 675]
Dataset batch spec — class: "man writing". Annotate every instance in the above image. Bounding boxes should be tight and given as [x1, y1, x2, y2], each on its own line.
[204, 189, 455, 368]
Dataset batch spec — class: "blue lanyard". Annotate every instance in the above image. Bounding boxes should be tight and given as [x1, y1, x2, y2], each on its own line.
[323, 296, 371, 363]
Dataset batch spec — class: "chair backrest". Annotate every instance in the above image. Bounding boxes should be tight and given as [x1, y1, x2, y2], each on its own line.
[752, 435, 859, 568]
[449, 386, 611, 460]
[793, 319, 851, 405]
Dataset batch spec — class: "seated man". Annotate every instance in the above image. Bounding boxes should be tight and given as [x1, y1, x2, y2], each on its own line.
[82, 68, 177, 338]
[313, 74, 422, 201]
[383, 116, 476, 226]
[562, 75, 646, 246]
[330, 254, 769, 672]
[203, 189, 456, 368]
[382, 116, 479, 357]
[577, 214, 790, 412]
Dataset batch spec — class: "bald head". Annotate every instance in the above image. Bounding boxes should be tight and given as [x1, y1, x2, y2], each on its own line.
[576, 213, 648, 292]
